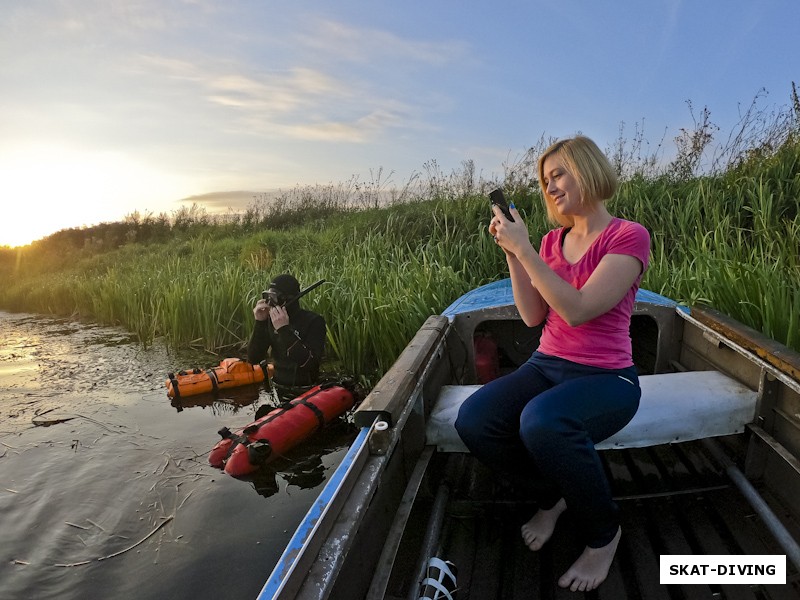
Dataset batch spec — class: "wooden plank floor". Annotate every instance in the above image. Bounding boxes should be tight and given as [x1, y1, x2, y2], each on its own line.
[418, 441, 800, 600]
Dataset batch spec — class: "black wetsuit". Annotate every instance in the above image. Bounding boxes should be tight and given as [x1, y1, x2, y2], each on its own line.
[247, 305, 326, 388]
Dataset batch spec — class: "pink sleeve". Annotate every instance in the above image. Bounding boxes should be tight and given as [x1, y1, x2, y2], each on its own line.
[538, 228, 563, 264]
[609, 222, 650, 271]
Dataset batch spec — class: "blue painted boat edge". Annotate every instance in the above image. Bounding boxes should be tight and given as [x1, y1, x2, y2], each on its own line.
[442, 279, 513, 317]
[257, 426, 371, 599]
[443, 279, 688, 317]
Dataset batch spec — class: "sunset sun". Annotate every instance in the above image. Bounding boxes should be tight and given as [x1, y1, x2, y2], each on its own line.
[0, 144, 188, 247]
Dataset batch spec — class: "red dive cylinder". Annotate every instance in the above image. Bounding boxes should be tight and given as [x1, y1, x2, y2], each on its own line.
[166, 358, 274, 398]
[473, 333, 499, 384]
[209, 383, 356, 477]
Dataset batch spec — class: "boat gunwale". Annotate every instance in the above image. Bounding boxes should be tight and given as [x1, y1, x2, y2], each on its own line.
[257, 426, 372, 599]
[265, 316, 453, 599]
[678, 307, 800, 395]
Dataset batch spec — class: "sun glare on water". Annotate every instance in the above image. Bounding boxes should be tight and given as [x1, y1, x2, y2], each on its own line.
[0, 144, 188, 247]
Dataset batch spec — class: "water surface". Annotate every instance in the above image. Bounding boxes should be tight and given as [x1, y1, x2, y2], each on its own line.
[0, 311, 355, 600]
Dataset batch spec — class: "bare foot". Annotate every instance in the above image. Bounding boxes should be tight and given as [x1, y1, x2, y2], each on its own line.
[520, 498, 567, 551]
[558, 527, 621, 592]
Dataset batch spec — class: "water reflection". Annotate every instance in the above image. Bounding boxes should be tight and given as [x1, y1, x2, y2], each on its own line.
[0, 310, 358, 600]
[247, 420, 356, 498]
[168, 384, 261, 415]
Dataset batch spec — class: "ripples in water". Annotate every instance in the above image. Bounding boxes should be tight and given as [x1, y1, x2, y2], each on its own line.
[0, 311, 356, 600]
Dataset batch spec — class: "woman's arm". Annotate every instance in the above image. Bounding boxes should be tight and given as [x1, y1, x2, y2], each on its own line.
[493, 207, 642, 327]
[490, 211, 548, 326]
[515, 249, 641, 326]
[507, 253, 549, 326]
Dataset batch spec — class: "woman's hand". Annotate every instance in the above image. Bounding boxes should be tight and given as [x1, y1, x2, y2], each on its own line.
[490, 205, 533, 258]
[489, 204, 547, 326]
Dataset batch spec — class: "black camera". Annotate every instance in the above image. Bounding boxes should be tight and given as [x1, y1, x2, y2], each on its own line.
[260, 279, 325, 309]
[489, 188, 514, 222]
[261, 289, 283, 307]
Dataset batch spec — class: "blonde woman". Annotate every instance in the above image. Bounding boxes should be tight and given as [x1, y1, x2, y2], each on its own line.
[456, 136, 650, 592]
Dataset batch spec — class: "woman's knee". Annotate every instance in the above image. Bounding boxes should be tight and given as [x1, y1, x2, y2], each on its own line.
[454, 397, 480, 444]
[455, 387, 507, 444]
[519, 414, 561, 451]
[519, 402, 577, 453]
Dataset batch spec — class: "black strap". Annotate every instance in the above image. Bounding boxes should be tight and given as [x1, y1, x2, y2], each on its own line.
[168, 372, 181, 399]
[205, 368, 220, 393]
[295, 396, 326, 432]
[243, 385, 330, 435]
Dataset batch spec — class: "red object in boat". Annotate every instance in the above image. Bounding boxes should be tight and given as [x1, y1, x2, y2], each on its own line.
[473, 333, 499, 383]
[209, 383, 355, 477]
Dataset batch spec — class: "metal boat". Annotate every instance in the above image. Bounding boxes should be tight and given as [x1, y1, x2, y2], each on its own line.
[259, 280, 800, 599]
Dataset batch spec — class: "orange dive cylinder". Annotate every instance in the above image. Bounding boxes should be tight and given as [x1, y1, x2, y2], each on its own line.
[165, 358, 274, 398]
[209, 382, 355, 477]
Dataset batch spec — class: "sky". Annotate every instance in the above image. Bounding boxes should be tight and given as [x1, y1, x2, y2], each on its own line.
[2, 0, 799, 247]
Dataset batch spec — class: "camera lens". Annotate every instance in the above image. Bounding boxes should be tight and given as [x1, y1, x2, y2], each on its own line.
[266, 290, 282, 306]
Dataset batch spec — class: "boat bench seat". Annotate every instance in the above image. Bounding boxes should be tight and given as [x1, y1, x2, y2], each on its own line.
[425, 370, 758, 452]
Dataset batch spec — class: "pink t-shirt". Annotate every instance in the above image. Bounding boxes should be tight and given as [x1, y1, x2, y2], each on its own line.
[535, 218, 650, 369]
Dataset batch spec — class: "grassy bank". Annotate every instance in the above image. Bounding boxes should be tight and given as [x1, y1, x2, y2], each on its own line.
[2, 96, 799, 387]
[0, 196, 519, 385]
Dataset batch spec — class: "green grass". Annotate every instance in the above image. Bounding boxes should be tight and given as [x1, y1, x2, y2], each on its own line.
[2, 102, 799, 388]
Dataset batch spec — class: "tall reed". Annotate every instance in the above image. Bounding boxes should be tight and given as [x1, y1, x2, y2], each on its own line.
[2, 124, 798, 388]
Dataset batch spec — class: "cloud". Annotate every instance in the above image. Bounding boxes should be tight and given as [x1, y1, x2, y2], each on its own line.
[177, 190, 260, 211]
[297, 19, 469, 66]
[281, 117, 383, 143]
[133, 16, 451, 145]
[30, 1, 173, 37]
[3, 4, 468, 199]
[206, 68, 346, 115]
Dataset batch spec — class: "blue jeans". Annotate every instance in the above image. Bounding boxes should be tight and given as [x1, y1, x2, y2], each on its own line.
[454, 352, 640, 548]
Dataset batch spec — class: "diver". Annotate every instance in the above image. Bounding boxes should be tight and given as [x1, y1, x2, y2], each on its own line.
[247, 274, 326, 403]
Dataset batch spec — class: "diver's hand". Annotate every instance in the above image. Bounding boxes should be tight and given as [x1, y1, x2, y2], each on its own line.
[269, 305, 290, 330]
[253, 299, 270, 321]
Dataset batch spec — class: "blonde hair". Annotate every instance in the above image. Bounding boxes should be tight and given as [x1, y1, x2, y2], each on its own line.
[537, 135, 617, 227]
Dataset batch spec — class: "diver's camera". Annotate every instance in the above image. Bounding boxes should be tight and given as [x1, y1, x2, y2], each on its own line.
[261, 289, 283, 307]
